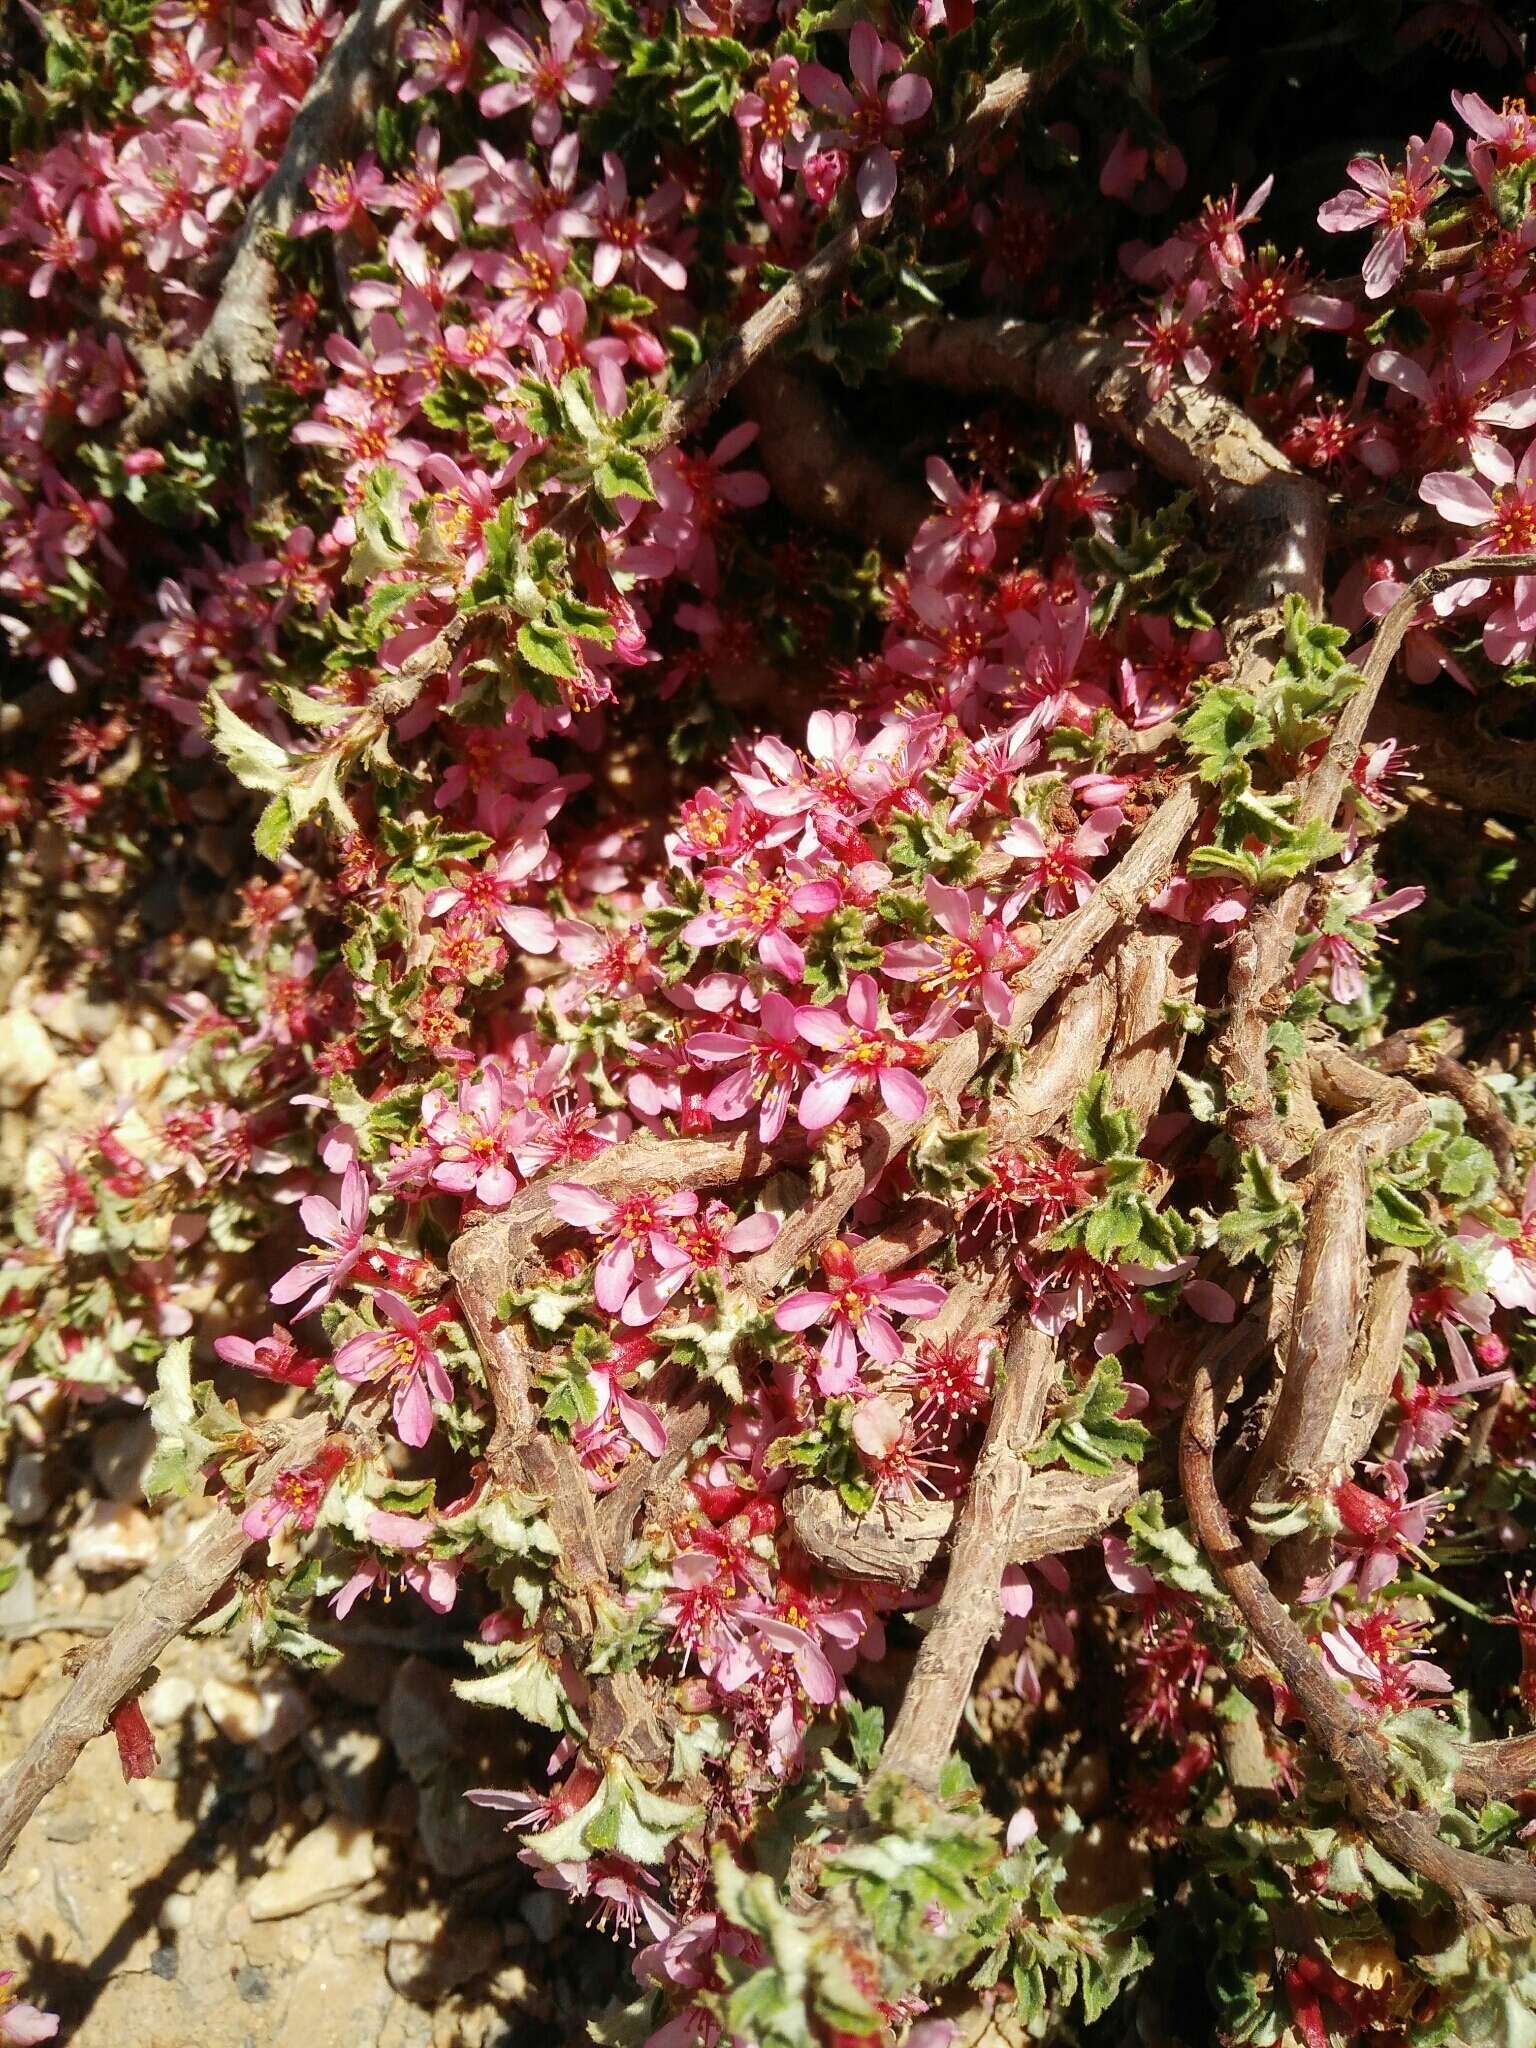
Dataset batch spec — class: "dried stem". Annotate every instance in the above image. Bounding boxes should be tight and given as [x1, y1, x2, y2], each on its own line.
[658, 59, 1069, 450]
[0, 1413, 330, 1874]
[1214, 551, 1536, 1164]
[1005, 781, 1203, 1046]
[1456, 1734, 1536, 1805]
[120, 0, 412, 494]
[738, 361, 929, 552]
[1181, 1359, 1536, 1905]
[787, 1466, 1137, 1592]
[893, 316, 1327, 632]
[875, 1321, 1059, 1790]
[1241, 1061, 1427, 1515]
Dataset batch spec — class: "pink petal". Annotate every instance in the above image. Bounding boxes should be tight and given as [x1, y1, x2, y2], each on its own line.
[799, 1068, 857, 1130]
[775, 1291, 832, 1331]
[547, 1183, 616, 1228]
[877, 1066, 928, 1120]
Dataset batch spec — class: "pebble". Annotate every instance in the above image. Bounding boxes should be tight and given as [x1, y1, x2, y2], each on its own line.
[301, 1721, 391, 1824]
[379, 1660, 515, 1879]
[246, 1818, 379, 1922]
[235, 1965, 269, 2003]
[0, 1640, 49, 1701]
[90, 1414, 157, 1504]
[144, 1675, 197, 1728]
[42, 1808, 94, 1844]
[6, 1453, 54, 1528]
[202, 1674, 312, 1753]
[0, 1011, 59, 1107]
[0, 1564, 35, 1626]
[159, 1895, 193, 1933]
[519, 1890, 565, 1943]
[385, 1906, 500, 2004]
[68, 1501, 158, 1575]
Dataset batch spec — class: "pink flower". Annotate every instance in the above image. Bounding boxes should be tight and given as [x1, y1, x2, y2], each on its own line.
[1302, 1462, 1446, 1601]
[214, 1323, 320, 1386]
[1316, 122, 1453, 298]
[333, 1291, 454, 1449]
[269, 1159, 369, 1316]
[1452, 88, 1536, 196]
[734, 57, 808, 195]
[546, 1182, 686, 1316]
[728, 1610, 838, 1705]
[0, 1975, 57, 2046]
[799, 21, 933, 219]
[1099, 127, 1187, 207]
[569, 151, 687, 293]
[1420, 437, 1536, 662]
[240, 1438, 350, 1541]
[333, 1519, 462, 1616]
[793, 973, 929, 1130]
[1126, 281, 1212, 401]
[909, 457, 1001, 580]
[1368, 325, 1536, 468]
[378, 126, 466, 246]
[685, 991, 811, 1143]
[422, 1064, 521, 1207]
[399, 0, 479, 101]
[776, 1239, 947, 1394]
[682, 861, 838, 981]
[882, 874, 1020, 1030]
[1000, 806, 1123, 920]
[621, 1193, 780, 1325]
[425, 836, 558, 952]
[1462, 1164, 1536, 1313]
[1319, 1609, 1452, 1711]
[481, 3, 611, 144]
[1292, 883, 1423, 1005]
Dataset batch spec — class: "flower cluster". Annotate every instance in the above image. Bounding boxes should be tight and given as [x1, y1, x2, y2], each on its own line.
[5, 4, 1536, 2042]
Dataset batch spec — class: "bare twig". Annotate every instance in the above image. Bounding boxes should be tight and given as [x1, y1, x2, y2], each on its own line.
[1243, 1074, 1427, 1508]
[0, 1413, 330, 1873]
[1214, 551, 1536, 1164]
[1005, 782, 1203, 1047]
[1314, 1247, 1415, 1481]
[786, 1465, 1137, 1592]
[120, 0, 412, 497]
[1104, 923, 1200, 1129]
[989, 966, 1117, 1148]
[1181, 1359, 1536, 1906]
[658, 59, 1069, 450]
[738, 361, 929, 552]
[893, 317, 1328, 634]
[1456, 1734, 1536, 1805]
[875, 1321, 1060, 1789]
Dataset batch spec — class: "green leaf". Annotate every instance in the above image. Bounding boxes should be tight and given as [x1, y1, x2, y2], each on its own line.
[1368, 1177, 1437, 1248]
[767, 1398, 876, 1516]
[254, 793, 295, 859]
[1029, 1356, 1150, 1474]
[1182, 684, 1272, 783]
[1213, 1148, 1304, 1265]
[206, 692, 292, 795]
[1069, 1071, 1141, 1166]
[593, 448, 656, 505]
[1124, 1491, 1225, 1604]
[529, 1759, 700, 1867]
[453, 1639, 575, 1733]
[517, 619, 579, 680]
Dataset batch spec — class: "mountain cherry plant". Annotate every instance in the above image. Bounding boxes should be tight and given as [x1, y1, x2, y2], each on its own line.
[2, 2, 1536, 2044]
